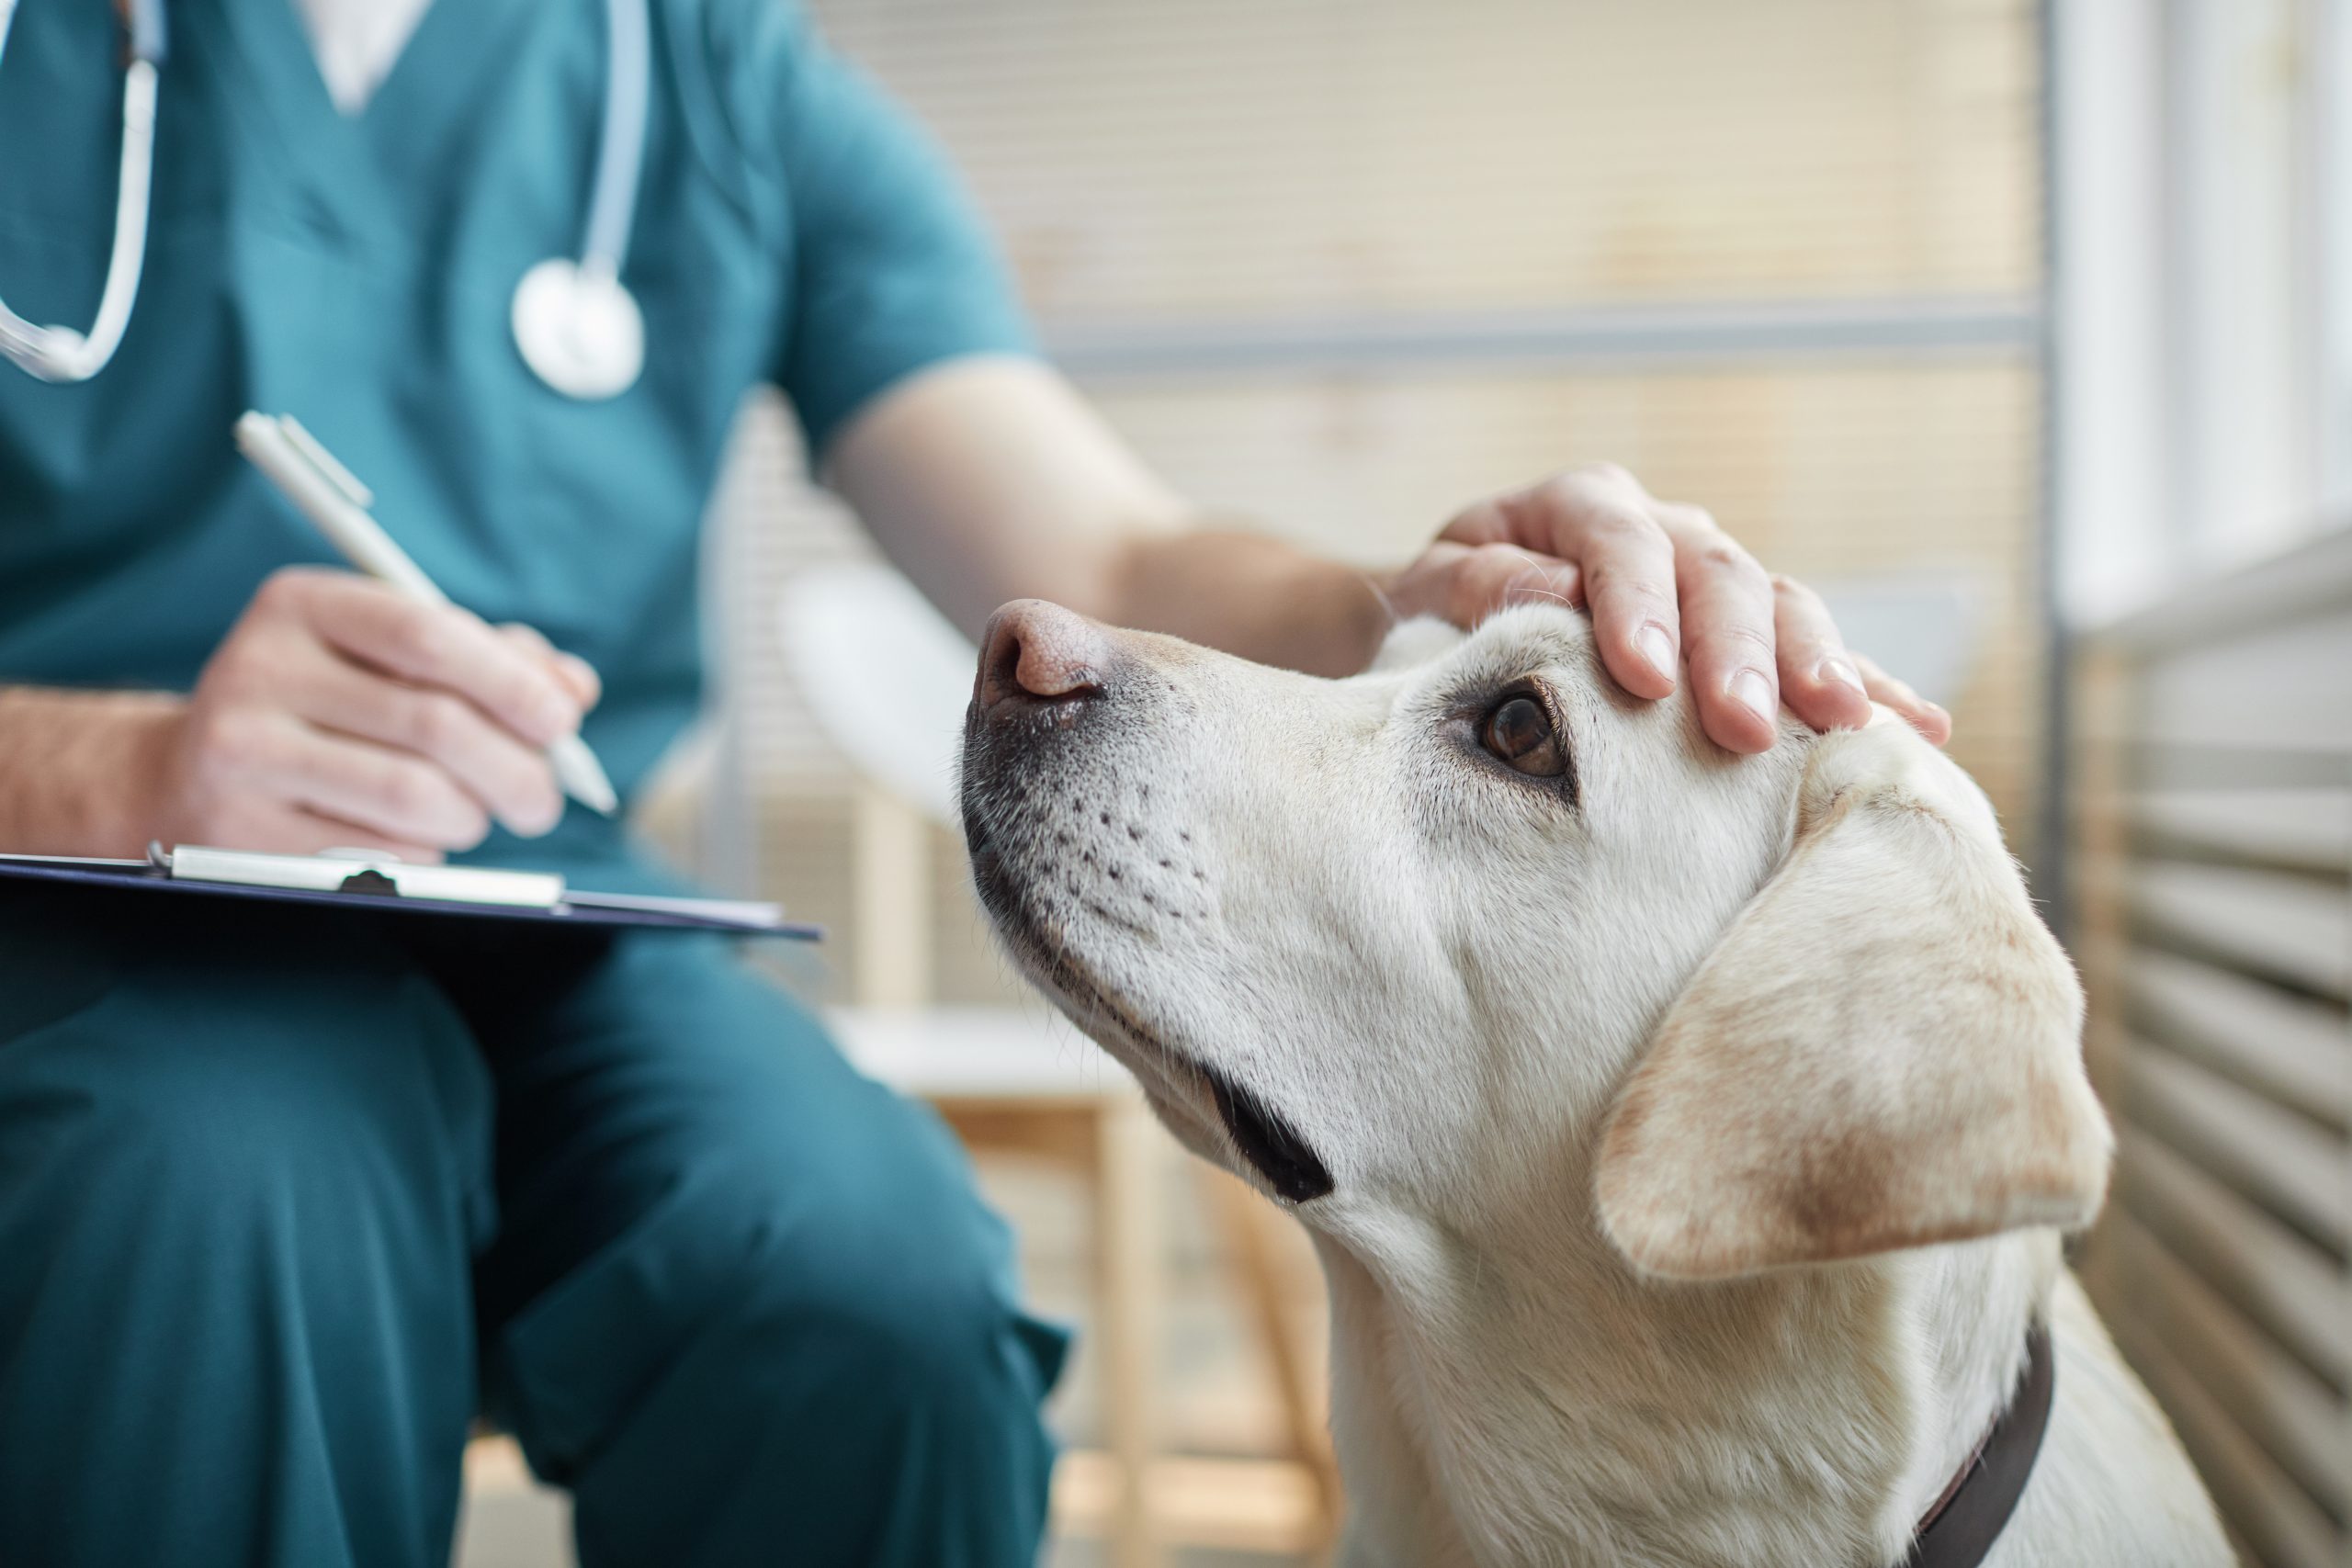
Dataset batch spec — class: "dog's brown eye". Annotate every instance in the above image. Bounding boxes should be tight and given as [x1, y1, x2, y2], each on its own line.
[1480, 694, 1565, 777]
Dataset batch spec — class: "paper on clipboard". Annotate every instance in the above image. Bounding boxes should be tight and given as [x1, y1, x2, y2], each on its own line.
[0, 845, 818, 938]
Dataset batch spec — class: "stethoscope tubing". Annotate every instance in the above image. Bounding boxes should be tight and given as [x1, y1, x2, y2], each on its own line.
[0, 0, 168, 382]
[0, 0, 646, 392]
[582, 0, 649, 281]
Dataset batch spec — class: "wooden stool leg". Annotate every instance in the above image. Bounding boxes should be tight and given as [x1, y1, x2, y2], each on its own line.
[851, 786, 933, 1008]
[1201, 1164, 1344, 1551]
[1094, 1096, 1161, 1568]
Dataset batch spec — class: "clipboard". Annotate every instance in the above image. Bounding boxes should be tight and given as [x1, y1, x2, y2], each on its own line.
[0, 845, 820, 938]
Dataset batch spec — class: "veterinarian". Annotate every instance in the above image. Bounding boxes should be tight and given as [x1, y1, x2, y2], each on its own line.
[0, 1, 1950, 1564]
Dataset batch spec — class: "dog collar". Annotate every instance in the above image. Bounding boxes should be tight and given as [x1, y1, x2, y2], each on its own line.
[1901, 1323, 2054, 1568]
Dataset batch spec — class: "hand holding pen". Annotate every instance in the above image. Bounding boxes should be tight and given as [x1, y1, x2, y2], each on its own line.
[112, 413, 616, 863]
[235, 414, 616, 817]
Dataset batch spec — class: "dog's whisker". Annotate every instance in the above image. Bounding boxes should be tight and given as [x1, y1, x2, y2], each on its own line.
[1499, 563, 1578, 612]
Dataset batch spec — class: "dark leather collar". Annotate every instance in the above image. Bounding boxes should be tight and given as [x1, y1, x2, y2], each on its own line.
[1900, 1324, 2055, 1568]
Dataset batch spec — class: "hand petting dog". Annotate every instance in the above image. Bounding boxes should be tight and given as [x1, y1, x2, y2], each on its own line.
[1385, 462, 1952, 753]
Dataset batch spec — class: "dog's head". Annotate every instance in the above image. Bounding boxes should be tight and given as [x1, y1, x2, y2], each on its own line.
[959, 598, 2109, 1280]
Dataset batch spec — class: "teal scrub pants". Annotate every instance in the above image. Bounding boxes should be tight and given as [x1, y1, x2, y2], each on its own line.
[0, 886, 1067, 1567]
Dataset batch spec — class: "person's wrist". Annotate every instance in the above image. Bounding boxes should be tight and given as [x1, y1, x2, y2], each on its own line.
[108, 693, 187, 852]
[1287, 558, 1398, 677]
[1340, 560, 1405, 662]
[0, 687, 176, 855]
[30, 689, 187, 856]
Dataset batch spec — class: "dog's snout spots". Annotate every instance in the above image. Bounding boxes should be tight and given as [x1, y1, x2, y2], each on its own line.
[959, 705, 1217, 964]
[1048, 806, 1216, 931]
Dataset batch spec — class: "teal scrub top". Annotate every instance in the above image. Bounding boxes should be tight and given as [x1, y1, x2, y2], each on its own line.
[0, 0, 1030, 874]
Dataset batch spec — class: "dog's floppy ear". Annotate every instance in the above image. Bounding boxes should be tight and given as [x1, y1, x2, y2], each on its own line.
[1595, 718, 2111, 1280]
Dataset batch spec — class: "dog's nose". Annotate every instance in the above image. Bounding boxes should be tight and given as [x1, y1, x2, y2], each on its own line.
[977, 599, 1114, 712]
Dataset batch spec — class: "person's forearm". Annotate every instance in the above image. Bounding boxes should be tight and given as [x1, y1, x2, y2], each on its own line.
[0, 686, 177, 856]
[829, 363, 1397, 675]
[1099, 526, 1396, 678]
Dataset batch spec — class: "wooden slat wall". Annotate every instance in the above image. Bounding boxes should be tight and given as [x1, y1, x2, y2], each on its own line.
[2075, 528, 2352, 1568]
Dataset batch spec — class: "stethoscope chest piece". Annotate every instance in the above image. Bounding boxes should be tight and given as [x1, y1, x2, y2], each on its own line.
[512, 258, 644, 400]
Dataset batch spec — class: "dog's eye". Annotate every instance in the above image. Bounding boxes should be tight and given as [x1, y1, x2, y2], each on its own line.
[1480, 694, 1566, 777]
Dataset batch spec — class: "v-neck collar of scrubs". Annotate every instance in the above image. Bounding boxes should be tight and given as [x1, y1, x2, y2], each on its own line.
[289, 0, 438, 115]
[212, 0, 546, 253]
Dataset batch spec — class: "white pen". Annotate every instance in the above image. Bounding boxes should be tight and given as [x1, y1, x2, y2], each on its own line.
[233, 411, 619, 818]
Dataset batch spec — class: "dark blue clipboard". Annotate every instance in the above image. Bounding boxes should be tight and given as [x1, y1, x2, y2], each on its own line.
[0, 854, 822, 939]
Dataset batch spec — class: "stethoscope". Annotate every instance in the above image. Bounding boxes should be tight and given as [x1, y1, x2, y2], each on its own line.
[0, 0, 650, 400]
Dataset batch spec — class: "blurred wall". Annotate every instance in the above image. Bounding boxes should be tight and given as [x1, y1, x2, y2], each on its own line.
[692, 0, 2051, 1000]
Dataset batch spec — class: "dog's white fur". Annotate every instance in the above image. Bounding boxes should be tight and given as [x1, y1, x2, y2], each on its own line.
[961, 604, 2228, 1567]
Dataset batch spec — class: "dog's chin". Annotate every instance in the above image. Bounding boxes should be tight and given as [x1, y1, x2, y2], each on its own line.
[967, 831, 1335, 1205]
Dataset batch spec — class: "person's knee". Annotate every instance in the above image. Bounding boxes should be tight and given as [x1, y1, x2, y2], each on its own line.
[551, 1106, 1059, 1568]
[710, 1092, 1052, 1414]
[793, 1204, 1026, 1402]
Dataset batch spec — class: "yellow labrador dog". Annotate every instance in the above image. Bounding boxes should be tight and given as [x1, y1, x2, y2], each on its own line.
[959, 598, 2228, 1568]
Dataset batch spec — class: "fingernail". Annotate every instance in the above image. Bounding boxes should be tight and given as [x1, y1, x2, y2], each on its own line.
[1816, 656, 1864, 694]
[1637, 625, 1677, 684]
[1732, 668, 1776, 726]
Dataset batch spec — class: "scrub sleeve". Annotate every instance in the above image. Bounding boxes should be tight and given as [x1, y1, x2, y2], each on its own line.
[0, 0, 1069, 1563]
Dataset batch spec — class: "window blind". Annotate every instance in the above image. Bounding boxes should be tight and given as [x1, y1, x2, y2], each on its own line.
[2075, 532, 2352, 1568]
